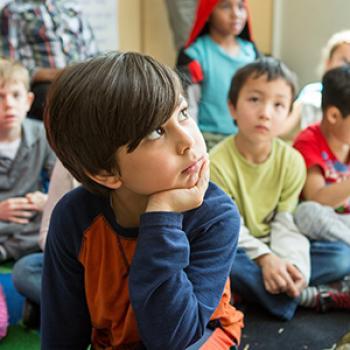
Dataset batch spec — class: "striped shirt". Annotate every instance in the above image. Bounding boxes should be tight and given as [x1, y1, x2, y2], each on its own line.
[0, 0, 98, 76]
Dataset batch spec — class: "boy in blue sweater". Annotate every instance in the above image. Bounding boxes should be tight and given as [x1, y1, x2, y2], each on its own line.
[41, 52, 243, 350]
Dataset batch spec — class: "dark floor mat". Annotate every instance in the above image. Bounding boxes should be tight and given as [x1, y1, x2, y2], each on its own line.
[239, 304, 350, 350]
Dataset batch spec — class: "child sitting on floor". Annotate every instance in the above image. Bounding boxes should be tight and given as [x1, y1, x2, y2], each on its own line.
[0, 60, 55, 261]
[210, 57, 350, 320]
[294, 66, 350, 282]
[41, 52, 244, 349]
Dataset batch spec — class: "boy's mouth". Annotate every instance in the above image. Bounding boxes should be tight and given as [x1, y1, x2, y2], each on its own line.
[255, 125, 270, 132]
[182, 156, 204, 175]
[4, 114, 16, 121]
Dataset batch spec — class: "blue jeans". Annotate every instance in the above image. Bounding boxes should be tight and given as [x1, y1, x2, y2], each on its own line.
[231, 241, 350, 321]
[12, 252, 43, 305]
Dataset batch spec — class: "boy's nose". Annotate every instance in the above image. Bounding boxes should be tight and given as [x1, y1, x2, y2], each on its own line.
[260, 104, 272, 120]
[176, 129, 195, 155]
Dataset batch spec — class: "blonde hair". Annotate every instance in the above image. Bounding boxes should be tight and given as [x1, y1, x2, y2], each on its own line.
[319, 30, 350, 76]
[0, 59, 30, 90]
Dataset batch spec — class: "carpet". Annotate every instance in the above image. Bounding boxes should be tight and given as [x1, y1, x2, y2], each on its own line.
[239, 303, 350, 350]
[0, 326, 39, 350]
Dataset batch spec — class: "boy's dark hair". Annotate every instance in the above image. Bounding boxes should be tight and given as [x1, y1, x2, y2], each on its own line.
[228, 57, 298, 111]
[321, 65, 350, 118]
[45, 52, 182, 197]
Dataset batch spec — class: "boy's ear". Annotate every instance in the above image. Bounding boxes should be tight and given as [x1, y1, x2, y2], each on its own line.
[26, 92, 34, 112]
[325, 106, 343, 124]
[87, 170, 122, 190]
[228, 101, 237, 121]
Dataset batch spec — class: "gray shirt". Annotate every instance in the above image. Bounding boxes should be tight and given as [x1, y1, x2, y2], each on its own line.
[0, 118, 55, 256]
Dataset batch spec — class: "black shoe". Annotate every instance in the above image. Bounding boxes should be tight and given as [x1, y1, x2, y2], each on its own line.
[22, 299, 40, 329]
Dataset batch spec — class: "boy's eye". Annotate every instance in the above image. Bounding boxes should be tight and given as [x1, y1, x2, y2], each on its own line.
[146, 127, 165, 140]
[248, 96, 259, 103]
[275, 102, 286, 110]
[178, 108, 190, 121]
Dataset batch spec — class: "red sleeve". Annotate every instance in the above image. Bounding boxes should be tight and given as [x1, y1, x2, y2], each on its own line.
[293, 127, 327, 174]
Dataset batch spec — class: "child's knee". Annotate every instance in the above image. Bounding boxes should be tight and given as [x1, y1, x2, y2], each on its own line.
[328, 242, 350, 276]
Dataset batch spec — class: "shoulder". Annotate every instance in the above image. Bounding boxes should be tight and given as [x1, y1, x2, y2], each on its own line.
[52, 187, 108, 236]
[22, 119, 46, 141]
[275, 138, 304, 166]
[185, 35, 211, 58]
[210, 137, 234, 164]
[293, 124, 323, 153]
[237, 38, 256, 56]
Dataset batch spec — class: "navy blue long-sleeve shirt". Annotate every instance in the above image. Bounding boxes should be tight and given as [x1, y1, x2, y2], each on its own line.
[41, 182, 242, 349]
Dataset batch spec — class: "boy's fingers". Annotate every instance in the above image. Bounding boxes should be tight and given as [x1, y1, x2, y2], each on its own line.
[9, 216, 29, 224]
[287, 263, 303, 280]
[16, 203, 38, 211]
[196, 157, 210, 191]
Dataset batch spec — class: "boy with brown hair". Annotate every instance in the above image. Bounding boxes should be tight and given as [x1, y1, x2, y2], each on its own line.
[0, 59, 55, 261]
[210, 57, 350, 321]
[42, 52, 243, 350]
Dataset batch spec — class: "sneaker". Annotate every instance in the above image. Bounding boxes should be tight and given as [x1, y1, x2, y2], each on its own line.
[22, 299, 40, 329]
[330, 275, 350, 293]
[317, 286, 350, 312]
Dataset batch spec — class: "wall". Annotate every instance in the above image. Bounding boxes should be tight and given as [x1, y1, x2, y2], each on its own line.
[273, 0, 350, 87]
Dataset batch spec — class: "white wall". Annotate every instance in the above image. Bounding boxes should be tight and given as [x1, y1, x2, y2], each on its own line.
[273, 0, 350, 88]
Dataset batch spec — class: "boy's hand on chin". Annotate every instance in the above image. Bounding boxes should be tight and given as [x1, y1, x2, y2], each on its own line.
[146, 157, 210, 213]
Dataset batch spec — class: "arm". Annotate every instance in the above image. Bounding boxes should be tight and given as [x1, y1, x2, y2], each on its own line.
[0, 5, 19, 59]
[238, 216, 271, 259]
[31, 68, 61, 83]
[186, 84, 201, 123]
[270, 212, 310, 284]
[77, 15, 99, 58]
[129, 162, 241, 349]
[303, 165, 350, 208]
[41, 198, 91, 350]
[39, 160, 78, 250]
[265, 148, 308, 296]
[130, 207, 240, 349]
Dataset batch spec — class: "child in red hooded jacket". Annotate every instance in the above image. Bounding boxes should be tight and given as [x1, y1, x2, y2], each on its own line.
[177, 0, 259, 150]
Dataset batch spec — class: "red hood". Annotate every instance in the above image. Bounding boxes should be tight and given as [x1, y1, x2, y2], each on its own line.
[185, 0, 254, 48]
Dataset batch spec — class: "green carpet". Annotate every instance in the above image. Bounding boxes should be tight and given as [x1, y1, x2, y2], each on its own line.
[0, 262, 14, 274]
[0, 325, 39, 349]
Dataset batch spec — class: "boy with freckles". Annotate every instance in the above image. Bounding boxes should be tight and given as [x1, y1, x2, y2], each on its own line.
[41, 52, 243, 350]
[210, 57, 350, 321]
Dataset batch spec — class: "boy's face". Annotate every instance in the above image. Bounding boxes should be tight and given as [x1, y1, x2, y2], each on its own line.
[230, 75, 292, 143]
[326, 43, 350, 72]
[0, 81, 33, 134]
[115, 96, 207, 196]
[210, 0, 247, 37]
